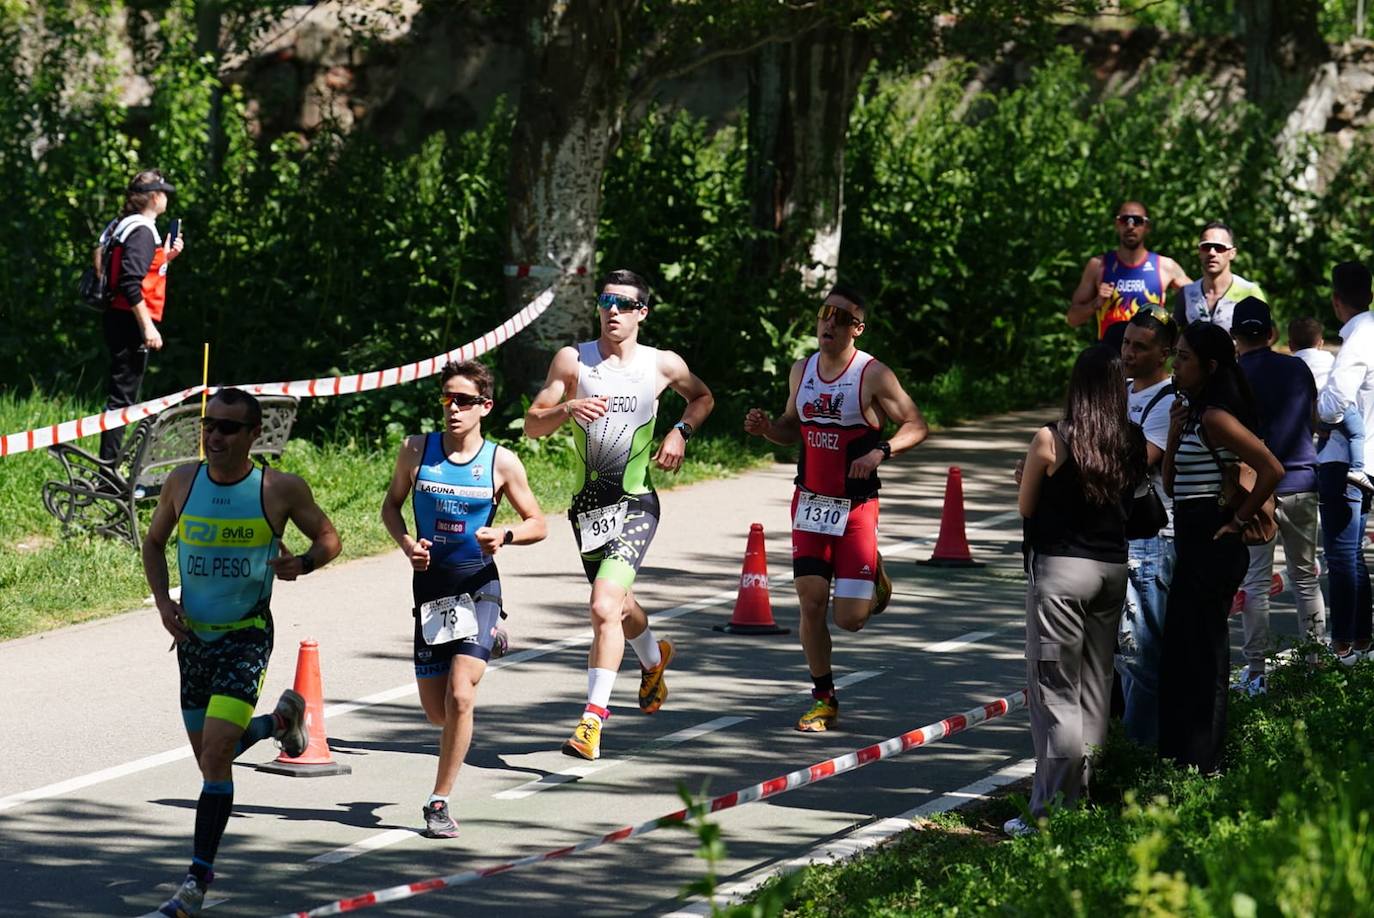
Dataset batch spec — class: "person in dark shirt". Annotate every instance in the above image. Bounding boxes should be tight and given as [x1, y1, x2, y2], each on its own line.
[1231, 297, 1327, 694]
[97, 169, 186, 461]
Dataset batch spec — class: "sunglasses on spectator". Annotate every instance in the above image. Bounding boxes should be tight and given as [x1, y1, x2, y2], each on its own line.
[1116, 214, 1149, 227]
[439, 394, 491, 409]
[817, 303, 862, 327]
[1198, 241, 1234, 254]
[597, 292, 646, 311]
[201, 417, 252, 435]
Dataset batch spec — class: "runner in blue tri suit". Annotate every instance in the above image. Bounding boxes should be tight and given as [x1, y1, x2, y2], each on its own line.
[381, 360, 547, 839]
[143, 387, 342, 918]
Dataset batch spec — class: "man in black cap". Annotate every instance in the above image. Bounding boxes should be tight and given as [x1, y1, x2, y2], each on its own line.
[97, 169, 186, 460]
[1230, 296, 1326, 694]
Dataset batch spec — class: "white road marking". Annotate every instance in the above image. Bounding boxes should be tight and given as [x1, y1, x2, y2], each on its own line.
[306, 828, 418, 866]
[925, 630, 996, 653]
[0, 510, 1020, 814]
[661, 757, 1036, 917]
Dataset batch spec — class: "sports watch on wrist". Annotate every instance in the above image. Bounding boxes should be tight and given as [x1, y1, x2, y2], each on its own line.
[877, 440, 892, 461]
[673, 421, 694, 441]
[297, 553, 315, 575]
[502, 528, 515, 546]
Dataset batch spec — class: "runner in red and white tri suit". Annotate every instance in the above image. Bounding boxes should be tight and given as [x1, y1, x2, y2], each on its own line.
[745, 284, 928, 733]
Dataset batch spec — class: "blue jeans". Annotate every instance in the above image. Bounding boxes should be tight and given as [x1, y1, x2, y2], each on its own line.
[1115, 535, 1175, 746]
[1318, 462, 1372, 646]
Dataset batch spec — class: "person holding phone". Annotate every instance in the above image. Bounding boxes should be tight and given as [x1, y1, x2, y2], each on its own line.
[98, 169, 186, 461]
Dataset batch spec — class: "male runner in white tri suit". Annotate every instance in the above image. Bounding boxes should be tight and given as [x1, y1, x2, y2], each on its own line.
[525, 268, 714, 760]
[745, 284, 928, 732]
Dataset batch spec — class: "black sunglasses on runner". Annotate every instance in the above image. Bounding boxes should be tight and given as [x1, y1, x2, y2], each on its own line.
[817, 303, 862, 327]
[1116, 214, 1149, 228]
[597, 292, 645, 311]
[439, 393, 490, 409]
[202, 417, 252, 435]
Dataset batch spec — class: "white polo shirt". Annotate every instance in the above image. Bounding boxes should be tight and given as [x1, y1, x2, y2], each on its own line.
[1317, 311, 1374, 467]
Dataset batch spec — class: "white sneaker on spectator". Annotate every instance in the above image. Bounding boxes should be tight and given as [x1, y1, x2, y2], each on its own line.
[1347, 469, 1374, 497]
[1239, 672, 1267, 696]
[1229, 665, 1253, 692]
[1002, 816, 1036, 837]
[1337, 647, 1365, 667]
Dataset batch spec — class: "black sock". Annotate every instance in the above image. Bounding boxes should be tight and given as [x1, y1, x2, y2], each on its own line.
[812, 672, 835, 699]
[190, 780, 234, 883]
[235, 713, 276, 757]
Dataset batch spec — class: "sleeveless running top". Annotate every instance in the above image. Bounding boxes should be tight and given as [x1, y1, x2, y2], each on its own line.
[795, 349, 882, 500]
[177, 464, 280, 642]
[572, 341, 660, 511]
[412, 434, 499, 568]
[1098, 250, 1165, 339]
[1177, 274, 1266, 332]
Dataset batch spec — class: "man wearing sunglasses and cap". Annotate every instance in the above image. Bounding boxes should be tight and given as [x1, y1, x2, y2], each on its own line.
[98, 169, 187, 461]
[381, 360, 548, 838]
[142, 387, 340, 917]
[1175, 221, 1266, 332]
[1067, 201, 1190, 349]
[744, 285, 928, 733]
[525, 269, 715, 761]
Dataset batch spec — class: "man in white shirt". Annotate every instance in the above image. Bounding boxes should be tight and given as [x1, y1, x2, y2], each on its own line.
[1316, 262, 1374, 664]
[1116, 306, 1177, 746]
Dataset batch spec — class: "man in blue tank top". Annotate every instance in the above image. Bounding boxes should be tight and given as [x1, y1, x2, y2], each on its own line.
[143, 388, 342, 918]
[381, 360, 547, 839]
[1067, 201, 1190, 348]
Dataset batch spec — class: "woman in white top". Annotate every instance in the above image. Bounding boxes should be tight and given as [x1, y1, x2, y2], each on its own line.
[1159, 322, 1282, 773]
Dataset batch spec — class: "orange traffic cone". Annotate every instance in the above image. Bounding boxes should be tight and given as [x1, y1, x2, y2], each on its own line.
[255, 639, 352, 777]
[714, 523, 790, 635]
[918, 466, 983, 568]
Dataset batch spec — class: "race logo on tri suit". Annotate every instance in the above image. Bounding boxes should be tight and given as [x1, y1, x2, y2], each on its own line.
[1097, 250, 1165, 339]
[795, 350, 882, 500]
[571, 340, 659, 515]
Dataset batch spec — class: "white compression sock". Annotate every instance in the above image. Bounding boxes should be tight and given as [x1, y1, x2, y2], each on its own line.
[626, 628, 661, 670]
[427, 793, 449, 806]
[587, 668, 617, 714]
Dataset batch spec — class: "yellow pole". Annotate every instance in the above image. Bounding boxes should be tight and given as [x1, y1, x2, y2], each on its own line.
[199, 342, 210, 460]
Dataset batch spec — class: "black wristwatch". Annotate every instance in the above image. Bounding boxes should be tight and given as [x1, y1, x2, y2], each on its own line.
[297, 553, 315, 575]
[502, 528, 515, 546]
[877, 440, 892, 461]
[673, 421, 694, 441]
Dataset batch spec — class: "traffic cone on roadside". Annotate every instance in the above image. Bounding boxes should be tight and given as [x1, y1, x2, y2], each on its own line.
[714, 523, 790, 635]
[918, 466, 984, 568]
[255, 639, 352, 777]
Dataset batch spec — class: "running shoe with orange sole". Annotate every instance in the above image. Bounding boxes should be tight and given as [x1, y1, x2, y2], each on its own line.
[871, 552, 892, 616]
[638, 637, 675, 714]
[561, 715, 602, 760]
[796, 695, 839, 732]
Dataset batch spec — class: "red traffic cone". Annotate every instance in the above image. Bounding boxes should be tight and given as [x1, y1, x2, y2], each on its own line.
[714, 523, 790, 635]
[918, 466, 983, 568]
[255, 640, 352, 777]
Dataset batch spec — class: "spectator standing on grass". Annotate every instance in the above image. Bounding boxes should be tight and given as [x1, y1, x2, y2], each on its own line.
[1008, 346, 1146, 836]
[99, 169, 185, 461]
[1316, 262, 1374, 665]
[1230, 298, 1326, 696]
[1116, 306, 1178, 746]
[1066, 201, 1190, 351]
[1159, 323, 1282, 774]
[1175, 221, 1266, 332]
[1289, 316, 1334, 389]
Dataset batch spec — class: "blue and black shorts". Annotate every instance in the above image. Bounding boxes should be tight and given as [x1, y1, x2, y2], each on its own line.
[412, 560, 503, 677]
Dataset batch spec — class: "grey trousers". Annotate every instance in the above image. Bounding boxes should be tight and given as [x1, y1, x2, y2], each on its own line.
[1025, 551, 1127, 816]
[1238, 490, 1327, 673]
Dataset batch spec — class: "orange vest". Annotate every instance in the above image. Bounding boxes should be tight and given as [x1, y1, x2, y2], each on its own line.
[109, 220, 170, 322]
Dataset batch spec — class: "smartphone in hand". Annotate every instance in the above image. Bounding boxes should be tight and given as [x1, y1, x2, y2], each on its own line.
[167, 218, 181, 248]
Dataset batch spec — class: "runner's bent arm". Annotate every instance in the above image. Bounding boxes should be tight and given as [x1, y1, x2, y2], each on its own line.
[381, 434, 431, 569]
[267, 473, 341, 581]
[524, 346, 607, 437]
[848, 363, 929, 479]
[652, 349, 714, 472]
[142, 463, 196, 640]
[1161, 255, 1192, 291]
[475, 446, 548, 555]
[743, 358, 804, 445]
[1066, 256, 1105, 328]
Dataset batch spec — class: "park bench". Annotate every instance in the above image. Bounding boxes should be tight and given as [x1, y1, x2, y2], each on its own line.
[40, 396, 299, 547]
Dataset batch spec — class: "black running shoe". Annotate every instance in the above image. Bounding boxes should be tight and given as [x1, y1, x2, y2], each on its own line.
[422, 800, 459, 838]
[273, 689, 308, 758]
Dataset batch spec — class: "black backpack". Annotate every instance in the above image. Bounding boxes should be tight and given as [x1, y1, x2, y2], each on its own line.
[77, 219, 120, 310]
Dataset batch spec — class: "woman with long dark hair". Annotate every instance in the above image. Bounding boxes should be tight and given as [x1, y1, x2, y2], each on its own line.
[1159, 322, 1283, 772]
[1009, 345, 1146, 834]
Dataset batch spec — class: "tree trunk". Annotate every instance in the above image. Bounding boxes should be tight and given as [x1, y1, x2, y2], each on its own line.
[502, 0, 631, 393]
[195, 0, 225, 178]
[746, 25, 873, 291]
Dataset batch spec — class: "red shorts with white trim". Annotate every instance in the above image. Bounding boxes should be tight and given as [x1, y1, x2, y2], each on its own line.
[790, 490, 879, 600]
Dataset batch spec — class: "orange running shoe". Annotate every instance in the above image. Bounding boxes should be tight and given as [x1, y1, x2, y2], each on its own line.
[796, 695, 839, 733]
[637, 638, 675, 714]
[561, 715, 602, 760]
[871, 552, 892, 616]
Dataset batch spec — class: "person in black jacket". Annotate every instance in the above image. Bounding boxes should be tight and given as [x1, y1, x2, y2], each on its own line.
[97, 169, 185, 461]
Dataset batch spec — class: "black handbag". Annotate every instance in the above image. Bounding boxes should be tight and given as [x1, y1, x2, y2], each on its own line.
[1124, 478, 1167, 540]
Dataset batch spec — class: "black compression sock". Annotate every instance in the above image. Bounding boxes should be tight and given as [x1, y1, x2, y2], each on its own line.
[190, 780, 234, 881]
[812, 672, 835, 699]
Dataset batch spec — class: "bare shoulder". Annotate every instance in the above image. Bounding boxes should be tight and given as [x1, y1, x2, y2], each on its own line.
[161, 462, 200, 500]
[493, 443, 526, 476]
[263, 466, 314, 503]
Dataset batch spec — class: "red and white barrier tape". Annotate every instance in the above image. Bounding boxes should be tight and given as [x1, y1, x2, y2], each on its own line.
[273, 688, 1029, 918]
[0, 289, 553, 458]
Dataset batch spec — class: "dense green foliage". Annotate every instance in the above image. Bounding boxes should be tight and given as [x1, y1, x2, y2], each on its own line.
[728, 655, 1374, 915]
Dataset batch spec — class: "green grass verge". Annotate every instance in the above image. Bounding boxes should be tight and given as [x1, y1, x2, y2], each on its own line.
[718, 655, 1374, 916]
[0, 391, 772, 641]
